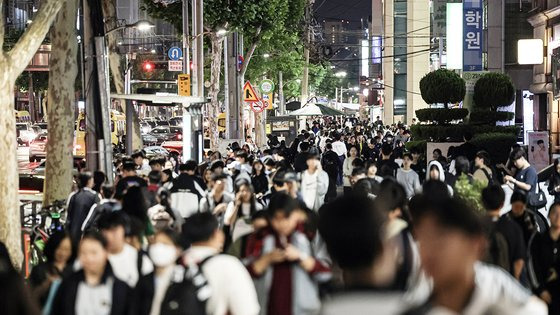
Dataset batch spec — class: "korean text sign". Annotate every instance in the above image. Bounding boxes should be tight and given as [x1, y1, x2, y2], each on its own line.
[463, 0, 483, 71]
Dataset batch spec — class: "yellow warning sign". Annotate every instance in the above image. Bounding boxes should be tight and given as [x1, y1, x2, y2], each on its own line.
[178, 74, 191, 96]
[243, 81, 259, 102]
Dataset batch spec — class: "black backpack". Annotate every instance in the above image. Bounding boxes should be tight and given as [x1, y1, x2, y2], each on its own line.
[159, 256, 215, 315]
[484, 225, 511, 273]
[480, 168, 496, 186]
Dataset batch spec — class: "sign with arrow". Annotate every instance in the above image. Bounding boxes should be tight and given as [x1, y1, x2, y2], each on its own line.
[243, 81, 259, 102]
[168, 47, 183, 61]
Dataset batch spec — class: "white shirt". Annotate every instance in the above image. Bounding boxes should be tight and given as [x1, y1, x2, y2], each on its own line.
[75, 277, 113, 315]
[184, 246, 260, 315]
[301, 171, 319, 210]
[108, 243, 154, 287]
[419, 263, 547, 315]
[331, 141, 347, 157]
[149, 266, 174, 315]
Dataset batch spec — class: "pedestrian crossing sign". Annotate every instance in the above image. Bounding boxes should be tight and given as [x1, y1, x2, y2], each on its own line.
[243, 81, 259, 102]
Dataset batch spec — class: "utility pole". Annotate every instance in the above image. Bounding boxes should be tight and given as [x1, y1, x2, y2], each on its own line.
[182, 0, 190, 75]
[278, 71, 285, 115]
[226, 33, 240, 139]
[192, 0, 204, 98]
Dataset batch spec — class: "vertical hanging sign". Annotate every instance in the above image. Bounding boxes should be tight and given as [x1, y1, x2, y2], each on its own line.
[463, 0, 483, 71]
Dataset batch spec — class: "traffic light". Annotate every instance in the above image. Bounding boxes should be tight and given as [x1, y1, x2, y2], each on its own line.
[142, 60, 155, 72]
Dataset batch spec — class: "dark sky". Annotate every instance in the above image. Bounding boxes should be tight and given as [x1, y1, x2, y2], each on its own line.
[314, 0, 371, 27]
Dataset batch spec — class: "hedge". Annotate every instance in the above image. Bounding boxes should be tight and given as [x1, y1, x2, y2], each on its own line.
[415, 108, 469, 124]
[405, 140, 427, 155]
[469, 110, 514, 125]
[471, 132, 517, 164]
[473, 72, 515, 109]
[410, 124, 519, 142]
[419, 69, 466, 108]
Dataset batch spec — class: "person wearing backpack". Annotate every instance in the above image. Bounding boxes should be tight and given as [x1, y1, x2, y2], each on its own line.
[481, 185, 526, 280]
[97, 212, 154, 288]
[182, 212, 260, 315]
[321, 143, 341, 203]
[473, 151, 495, 187]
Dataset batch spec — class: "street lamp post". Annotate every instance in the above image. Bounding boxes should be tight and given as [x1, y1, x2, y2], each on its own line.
[96, 20, 155, 180]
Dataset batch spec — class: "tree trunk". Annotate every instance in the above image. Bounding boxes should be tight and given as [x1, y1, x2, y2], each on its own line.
[208, 35, 223, 151]
[0, 0, 63, 268]
[43, 0, 78, 206]
[254, 110, 266, 149]
[102, 0, 142, 151]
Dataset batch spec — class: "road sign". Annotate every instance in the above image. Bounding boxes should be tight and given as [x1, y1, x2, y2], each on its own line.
[243, 81, 259, 102]
[168, 60, 183, 72]
[259, 79, 275, 94]
[168, 47, 183, 61]
[178, 74, 191, 96]
[250, 101, 265, 113]
[263, 93, 273, 109]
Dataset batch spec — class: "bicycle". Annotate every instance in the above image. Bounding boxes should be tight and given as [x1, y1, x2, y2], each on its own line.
[21, 199, 66, 277]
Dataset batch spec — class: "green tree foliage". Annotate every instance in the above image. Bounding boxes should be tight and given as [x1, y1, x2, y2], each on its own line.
[454, 174, 486, 213]
[419, 69, 466, 108]
[473, 72, 515, 109]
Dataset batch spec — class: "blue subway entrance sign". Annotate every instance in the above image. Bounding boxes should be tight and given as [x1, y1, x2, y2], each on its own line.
[168, 47, 183, 61]
[463, 0, 483, 71]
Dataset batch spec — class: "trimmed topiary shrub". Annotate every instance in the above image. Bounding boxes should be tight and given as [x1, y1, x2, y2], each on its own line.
[473, 72, 515, 110]
[471, 132, 517, 164]
[419, 69, 466, 109]
[415, 108, 469, 125]
[405, 140, 427, 155]
[469, 110, 514, 125]
[410, 124, 519, 142]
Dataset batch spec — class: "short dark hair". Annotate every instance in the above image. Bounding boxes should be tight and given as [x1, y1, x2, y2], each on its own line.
[299, 142, 310, 152]
[376, 178, 407, 214]
[210, 160, 225, 171]
[122, 161, 136, 172]
[464, 131, 473, 141]
[182, 212, 219, 244]
[476, 151, 491, 167]
[415, 197, 484, 237]
[325, 143, 333, 150]
[481, 185, 505, 211]
[101, 184, 114, 199]
[433, 148, 442, 156]
[180, 160, 198, 172]
[510, 190, 527, 204]
[510, 148, 526, 162]
[149, 158, 165, 166]
[131, 150, 144, 159]
[381, 143, 393, 156]
[267, 193, 298, 218]
[97, 211, 128, 231]
[351, 167, 366, 177]
[403, 153, 413, 160]
[318, 194, 386, 269]
[77, 172, 93, 189]
[80, 230, 108, 249]
[148, 170, 162, 184]
[155, 228, 185, 248]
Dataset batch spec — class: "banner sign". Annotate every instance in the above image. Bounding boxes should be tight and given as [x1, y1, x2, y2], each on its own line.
[463, 0, 483, 71]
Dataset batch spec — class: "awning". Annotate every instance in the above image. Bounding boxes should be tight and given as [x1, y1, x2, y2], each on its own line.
[110, 93, 205, 106]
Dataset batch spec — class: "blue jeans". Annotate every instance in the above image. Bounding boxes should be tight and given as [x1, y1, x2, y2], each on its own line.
[337, 155, 345, 186]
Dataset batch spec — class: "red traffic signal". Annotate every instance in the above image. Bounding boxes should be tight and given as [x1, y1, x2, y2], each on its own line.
[142, 61, 155, 72]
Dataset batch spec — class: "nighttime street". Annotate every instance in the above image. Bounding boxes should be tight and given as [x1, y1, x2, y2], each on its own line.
[0, 0, 559, 314]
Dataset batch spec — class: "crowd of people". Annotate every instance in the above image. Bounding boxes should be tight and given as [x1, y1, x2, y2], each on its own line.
[2, 116, 560, 314]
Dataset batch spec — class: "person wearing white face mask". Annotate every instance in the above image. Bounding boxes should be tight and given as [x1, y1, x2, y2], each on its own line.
[132, 229, 184, 315]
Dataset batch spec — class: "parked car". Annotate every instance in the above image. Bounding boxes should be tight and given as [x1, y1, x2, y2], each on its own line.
[169, 117, 182, 127]
[156, 120, 170, 127]
[169, 126, 183, 141]
[142, 133, 158, 146]
[29, 133, 47, 162]
[149, 126, 172, 144]
[17, 123, 41, 146]
[29, 160, 80, 177]
[162, 141, 183, 155]
[33, 123, 48, 133]
[144, 146, 170, 159]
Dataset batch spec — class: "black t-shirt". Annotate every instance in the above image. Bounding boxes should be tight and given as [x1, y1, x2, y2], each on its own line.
[508, 211, 537, 246]
[115, 175, 147, 198]
[495, 215, 527, 265]
[377, 159, 399, 177]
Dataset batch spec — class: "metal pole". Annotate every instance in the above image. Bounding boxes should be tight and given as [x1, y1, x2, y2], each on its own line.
[125, 55, 133, 156]
[94, 36, 114, 183]
[182, 0, 190, 75]
[191, 0, 204, 98]
[227, 33, 239, 139]
[279, 71, 285, 115]
[224, 37, 230, 136]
